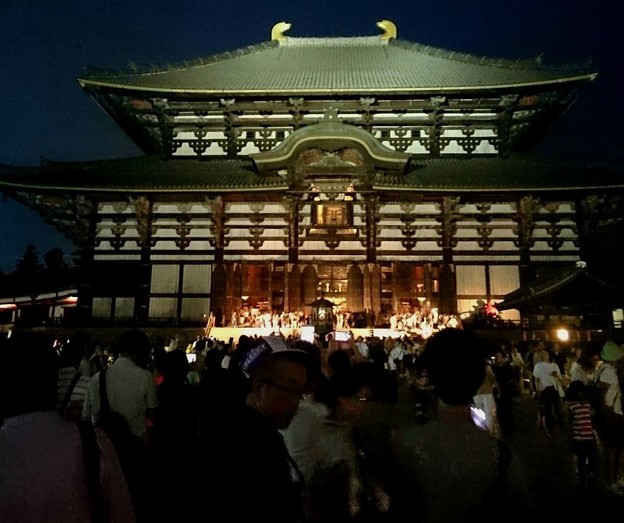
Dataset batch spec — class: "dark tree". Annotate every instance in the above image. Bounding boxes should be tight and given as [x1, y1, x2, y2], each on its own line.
[11, 244, 43, 297]
[15, 244, 43, 275]
[44, 248, 68, 272]
[0, 246, 75, 317]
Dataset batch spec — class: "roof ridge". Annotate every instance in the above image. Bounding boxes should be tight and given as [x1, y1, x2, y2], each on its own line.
[390, 39, 593, 72]
[281, 36, 384, 47]
[80, 40, 280, 79]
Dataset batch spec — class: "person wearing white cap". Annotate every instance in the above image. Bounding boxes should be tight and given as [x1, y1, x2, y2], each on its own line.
[597, 340, 624, 493]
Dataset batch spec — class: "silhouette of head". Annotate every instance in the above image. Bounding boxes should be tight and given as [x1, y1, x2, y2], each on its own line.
[419, 329, 487, 406]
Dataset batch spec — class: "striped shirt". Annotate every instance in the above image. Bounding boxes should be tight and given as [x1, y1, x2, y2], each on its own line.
[568, 401, 594, 441]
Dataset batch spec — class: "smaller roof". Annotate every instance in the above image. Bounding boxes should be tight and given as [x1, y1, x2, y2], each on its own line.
[497, 262, 624, 312]
[1, 156, 623, 194]
[0, 156, 285, 194]
[377, 157, 624, 193]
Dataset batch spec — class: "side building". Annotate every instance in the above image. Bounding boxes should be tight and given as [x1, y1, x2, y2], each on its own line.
[1, 21, 622, 335]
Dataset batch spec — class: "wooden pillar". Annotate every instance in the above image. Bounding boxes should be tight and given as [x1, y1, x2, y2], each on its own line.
[362, 264, 371, 312]
[438, 196, 459, 314]
[287, 263, 302, 313]
[134, 196, 153, 323]
[369, 263, 381, 319]
[347, 264, 364, 312]
[76, 198, 98, 322]
[438, 265, 457, 315]
[364, 195, 378, 263]
[211, 196, 226, 264]
[211, 263, 227, 327]
[209, 196, 228, 325]
[576, 196, 598, 265]
[226, 264, 242, 323]
[287, 196, 300, 264]
[302, 265, 317, 314]
[424, 263, 434, 300]
[270, 262, 284, 313]
[514, 196, 538, 288]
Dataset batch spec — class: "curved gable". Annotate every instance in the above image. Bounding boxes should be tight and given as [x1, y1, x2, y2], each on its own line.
[251, 118, 411, 172]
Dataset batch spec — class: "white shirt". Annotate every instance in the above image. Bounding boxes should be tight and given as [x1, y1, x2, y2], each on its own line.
[388, 344, 405, 371]
[532, 361, 561, 391]
[598, 362, 623, 415]
[281, 397, 352, 483]
[83, 357, 158, 440]
[355, 340, 369, 359]
[570, 364, 599, 385]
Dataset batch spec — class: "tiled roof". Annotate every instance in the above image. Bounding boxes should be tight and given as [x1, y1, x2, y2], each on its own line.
[78, 34, 596, 96]
[377, 157, 624, 192]
[0, 156, 286, 193]
[1, 156, 622, 194]
[497, 264, 624, 311]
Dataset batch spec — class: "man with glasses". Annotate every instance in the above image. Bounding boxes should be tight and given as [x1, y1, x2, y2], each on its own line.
[202, 336, 308, 523]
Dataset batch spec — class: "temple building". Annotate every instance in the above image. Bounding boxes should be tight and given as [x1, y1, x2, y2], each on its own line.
[1, 20, 623, 333]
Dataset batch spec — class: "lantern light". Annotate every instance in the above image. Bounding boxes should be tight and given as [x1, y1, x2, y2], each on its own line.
[556, 328, 569, 342]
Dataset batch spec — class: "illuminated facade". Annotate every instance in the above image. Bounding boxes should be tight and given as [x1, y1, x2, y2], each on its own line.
[1, 20, 622, 329]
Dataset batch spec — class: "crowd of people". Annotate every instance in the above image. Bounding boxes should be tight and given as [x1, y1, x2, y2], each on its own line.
[217, 304, 463, 338]
[458, 337, 624, 497]
[1, 325, 624, 522]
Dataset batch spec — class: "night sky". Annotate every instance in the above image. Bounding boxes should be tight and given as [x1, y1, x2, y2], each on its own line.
[0, 0, 621, 273]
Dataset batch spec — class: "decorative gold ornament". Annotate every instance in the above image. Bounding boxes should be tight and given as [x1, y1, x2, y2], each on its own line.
[376, 19, 397, 40]
[271, 21, 292, 42]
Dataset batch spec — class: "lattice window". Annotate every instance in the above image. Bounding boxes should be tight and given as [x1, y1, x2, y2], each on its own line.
[151, 265, 179, 293]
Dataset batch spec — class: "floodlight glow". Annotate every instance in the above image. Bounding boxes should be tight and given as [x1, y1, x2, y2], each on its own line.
[556, 328, 569, 342]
